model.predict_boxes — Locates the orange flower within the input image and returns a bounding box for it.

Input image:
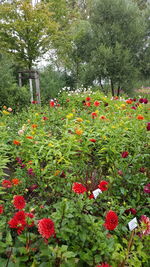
[137,115,144,120]
[13,140,21,146]
[26,136,33,139]
[75,129,83,135]
[126,99,132,104]
[32,124,38,128]
[12,178,20,186]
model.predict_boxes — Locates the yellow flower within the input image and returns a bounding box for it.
[48,143,54,147]
[66,113,73,119]
[2,110,9,115]
[76,118,83,122]
[35,113,39,116]
[31,131,35,135]
[111,126,116,129]
[121,104,126,110]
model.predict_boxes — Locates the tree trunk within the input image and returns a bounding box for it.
[117,85,121,96]
[110,79,115,96]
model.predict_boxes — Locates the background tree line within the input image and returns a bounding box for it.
[0,0,150,108]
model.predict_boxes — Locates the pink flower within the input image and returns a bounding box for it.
[140,215,150,236]
[144,184,150,194]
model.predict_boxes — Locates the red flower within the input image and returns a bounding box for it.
[137,114,144,120]
[2,180,12,188]
[104,210,118,231]
[89,193,94,199]
[98,180,108,191]
[125,208,137,215]
[13,195,26,210]
[143,98,148,104]
[13,140,21,145]
[72,182,87,194]
[50,101,55,107]
[91,112,98,119]
[0,205,4,214]
[86,97,91,101]
[89,138,96,143]
[147,122,150,131]
[8,211,26,235]
[139,98,144,103]
[121,151,129,158]
[42,116,48,120]
[97,263,112,267]
[38,218,55,239]
[94,100,100,107]
[86,102,91,107]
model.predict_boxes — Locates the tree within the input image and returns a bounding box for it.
[85,0,146,95]
[0,0,59,70]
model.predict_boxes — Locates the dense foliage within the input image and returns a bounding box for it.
[0,90,149,266]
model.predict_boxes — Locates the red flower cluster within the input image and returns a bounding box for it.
[140,215,150,236]
[72,182,87,194]
[8,211,34,235]
[2,180,12,188]
[38,218,55,239]
[98,181,108,191]
[0,205,4,214]
[121,151,129,158]
[104,210,118,231]
[13,195,26,210]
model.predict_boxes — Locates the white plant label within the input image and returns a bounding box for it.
[128,217,138,231]
[93,188,102,199]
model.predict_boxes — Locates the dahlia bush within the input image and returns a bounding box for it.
[0,90,149,266]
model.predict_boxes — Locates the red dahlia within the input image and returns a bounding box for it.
[0,205,4,214]
[98,180,108,191]
[121,151,129,158]
[94,100,100,107]
[38,218,55,239]
[104,210,118,231]
[13,195,26,210]
[8,211,26,235]
[72,182,87,194]
[2,180,12,188]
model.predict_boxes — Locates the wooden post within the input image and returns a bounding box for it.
[35,71,41,104]
[18,73,22,87]
[29,78,33,103]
